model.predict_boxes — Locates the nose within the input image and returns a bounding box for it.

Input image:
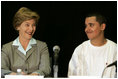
[85,26,89,32]
[29,25,34,31]
[85,25,92,33]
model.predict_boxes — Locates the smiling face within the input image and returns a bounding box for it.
[17,19,36,41]
[85,16,105,41]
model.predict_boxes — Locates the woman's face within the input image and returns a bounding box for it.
[17,19,36,40]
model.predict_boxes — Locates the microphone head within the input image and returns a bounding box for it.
[53,45,60,53]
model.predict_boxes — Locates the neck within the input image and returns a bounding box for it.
[19,37,30,50]
[90,37,107,46]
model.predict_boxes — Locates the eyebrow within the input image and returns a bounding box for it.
[25,22,35,24]
[88,23,94,24]
[85,22,94,25]
[25,22,30,24]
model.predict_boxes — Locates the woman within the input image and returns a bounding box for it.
[1,7,51,77]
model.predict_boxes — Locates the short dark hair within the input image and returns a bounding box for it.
[86,13,107,25]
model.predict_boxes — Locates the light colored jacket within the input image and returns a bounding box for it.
[1,40,51,77]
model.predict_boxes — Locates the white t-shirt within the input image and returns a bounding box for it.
[68,39,117,78]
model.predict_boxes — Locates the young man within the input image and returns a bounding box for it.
[68,13,117,78]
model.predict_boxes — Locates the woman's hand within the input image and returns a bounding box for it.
[9,72,27,75]
[9,72,17,75]
[28,73,39,76]
[21,72,27,75]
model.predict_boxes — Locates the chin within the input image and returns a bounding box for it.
[27,37,32,40]
[87,37,93,40]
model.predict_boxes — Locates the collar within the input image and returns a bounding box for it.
[12,37,37,46]
[12,37,37,55]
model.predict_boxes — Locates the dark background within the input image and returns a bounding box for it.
[1,1,117,77]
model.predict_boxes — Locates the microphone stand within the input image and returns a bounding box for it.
[53,51,59,78]
[101,65,117,78]
[115,66,117,78]
[101,67,107,78]
[53,64,58,78]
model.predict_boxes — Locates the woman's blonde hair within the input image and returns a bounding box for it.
[13,7,40,30]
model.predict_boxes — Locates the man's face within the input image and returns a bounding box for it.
[85,16,105,40]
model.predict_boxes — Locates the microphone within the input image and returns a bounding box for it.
[107,61,117,67]
[53,45,60,53]
[53,45,60,65]
[53,45,60,78]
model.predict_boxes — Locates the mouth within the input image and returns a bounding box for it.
[86,31,92,34]
[26,32,33,36]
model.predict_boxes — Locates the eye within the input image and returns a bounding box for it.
[89,23,94,27]
[25,24,30,27]
[32,24,36,27]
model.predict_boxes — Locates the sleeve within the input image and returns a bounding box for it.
[32,42,51,77]
[68,52,78,76]
[110,44,117,78]
[68,45,83,77]
[104,43,117,78]
[1,45,12,77]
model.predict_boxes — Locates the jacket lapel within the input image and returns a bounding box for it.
[26,44,37,59]
[13,46,26,60]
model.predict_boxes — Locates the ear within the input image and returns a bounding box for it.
[101,23,106,31]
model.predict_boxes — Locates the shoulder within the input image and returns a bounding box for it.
[107,39,117,46]
[36,40,47,45]
[35,40,49,53]
[73,40,89,55]
[107,39,117,52]
[36,40,48,47]
[2,41,14,54]
[75,40,89,51]
[106,39,117,51]
[2,41,13,48]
